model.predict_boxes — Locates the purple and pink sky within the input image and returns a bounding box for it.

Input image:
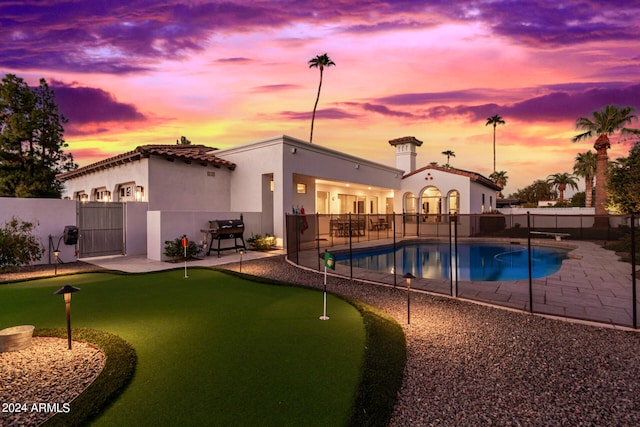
[2,0,640,194]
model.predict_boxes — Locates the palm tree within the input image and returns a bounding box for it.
[442,150,455,167]
[308,53,336,144]
[489,170,509,198]
[485,114,505,172]
[573,105,640,216]
[546,172,579,202]
[573,151,597,207]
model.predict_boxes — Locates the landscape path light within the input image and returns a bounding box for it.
[53,249,60,275]
[53,285,81,350]
[239,248,245,273]
[402,272,415,325]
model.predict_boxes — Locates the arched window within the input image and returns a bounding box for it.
[447,190,460,215]
[403,192,416,214]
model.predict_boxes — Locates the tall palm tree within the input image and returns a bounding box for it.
[441,150,455,167]
[546,172,579,202]
[573,105,640,216]
[308,53,335,144]
[489,170,509,198]
[573,151,597,208]
[485,114,505,173]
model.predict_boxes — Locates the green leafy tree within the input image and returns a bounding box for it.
[607,142,640,214]
[573,151,597,208]
[177,136,192,145]
[572,105,640,215]
[308,53,335,144]
[509,179,557,205]
[546,172,579,202]
[441,150,455,167]
[0,217,44,272]
[0,74,76,197]
[570,191,586,207]
[485,114,505,172]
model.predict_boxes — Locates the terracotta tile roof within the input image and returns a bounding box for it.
[403,164,502,191]
[57,144,236,180]
[388,136,423,146]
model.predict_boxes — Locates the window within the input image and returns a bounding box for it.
[316,191,329,214]
[117,183,136,201]
[404,192,416,214]
[448,190,460,215]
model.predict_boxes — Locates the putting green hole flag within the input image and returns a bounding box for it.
[324,251,335,270]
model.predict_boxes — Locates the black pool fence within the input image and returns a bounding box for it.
[285,212,638,328]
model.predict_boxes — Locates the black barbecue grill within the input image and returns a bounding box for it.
[201,218,246,257]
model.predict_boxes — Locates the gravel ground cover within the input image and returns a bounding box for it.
[0,337,106,427]
[235,256,640,426]
[0,262,104,283]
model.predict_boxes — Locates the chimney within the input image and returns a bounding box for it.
[389,136,423,174]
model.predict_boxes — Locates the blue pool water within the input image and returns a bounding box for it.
[335,242,570,281]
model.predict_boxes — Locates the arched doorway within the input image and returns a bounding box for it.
[420,187,442,222]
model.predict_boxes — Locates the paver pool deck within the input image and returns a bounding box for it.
[82,239,638,329]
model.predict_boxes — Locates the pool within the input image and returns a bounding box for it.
[335,241,570,281]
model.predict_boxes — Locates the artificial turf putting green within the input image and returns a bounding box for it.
[0,268,365,426]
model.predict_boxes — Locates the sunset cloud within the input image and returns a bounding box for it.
[2,1,640,193]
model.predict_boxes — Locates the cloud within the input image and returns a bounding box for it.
[50,81,147,134]
[482,84,640,122]
[357,102,418,118]
[460,1,640,47]
[342,19,437,34]
[0,1,288,73]
[2,1,638,74]
[377,89,500,105]
[278,107,361,121]
[252,84,301,93]
[370,83,640,123]
[216,57,254,63]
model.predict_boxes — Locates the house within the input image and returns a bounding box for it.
[389,136,501,216]
[57,134,499,260]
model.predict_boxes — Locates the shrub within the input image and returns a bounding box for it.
[246,234,276,251]
[0,216,44,272]
[164,235,200,259]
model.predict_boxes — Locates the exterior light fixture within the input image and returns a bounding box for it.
[53,250,60,275]
[402,272,415,325]
[53,285,81,350]
[239,248,245,273]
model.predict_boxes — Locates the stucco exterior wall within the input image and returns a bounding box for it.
[0,198,77,265]
[470,181,496,213]
[124,202,148,255]
[147,156,232,211]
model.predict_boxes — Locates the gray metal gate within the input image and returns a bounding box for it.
[77,202,125,258]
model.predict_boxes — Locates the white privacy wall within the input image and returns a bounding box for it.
[0,198,78,265]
